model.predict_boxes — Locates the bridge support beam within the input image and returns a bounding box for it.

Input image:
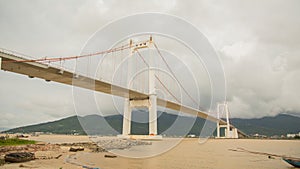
[121,97,158,137]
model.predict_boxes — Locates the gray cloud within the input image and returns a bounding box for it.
[0,0,299,128]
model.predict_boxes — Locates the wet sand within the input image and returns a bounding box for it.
[1,135,299,169]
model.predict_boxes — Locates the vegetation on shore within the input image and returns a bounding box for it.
[0,138,36,146]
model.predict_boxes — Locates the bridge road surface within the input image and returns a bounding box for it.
[0,50,246,137]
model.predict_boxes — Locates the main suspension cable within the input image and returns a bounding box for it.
[153,42,199,107]
[135,50,181,103]
[2,40,149,64]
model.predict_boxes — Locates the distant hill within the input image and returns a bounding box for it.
[4,116,85,135]
[0,128,9,132]
[3,112,208,136]
[3,113,300,137]
[231,114,300,136]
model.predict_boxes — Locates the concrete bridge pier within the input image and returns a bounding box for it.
[216,103,239,139]
[122,98,131,135]
[217,125,238,138]
[120,95,161,139]
[120,67,161,139]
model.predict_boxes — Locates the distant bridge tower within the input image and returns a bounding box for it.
[121,37,161,139]
[216,102,238,138]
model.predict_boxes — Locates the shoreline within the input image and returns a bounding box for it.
[0,135,299,169]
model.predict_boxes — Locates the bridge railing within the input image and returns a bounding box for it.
[0,47,77,75]
[0,47,37,61]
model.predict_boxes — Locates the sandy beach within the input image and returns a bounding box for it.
[1,135,299,169]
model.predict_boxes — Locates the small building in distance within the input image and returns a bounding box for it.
[187,134,196,138]
[252,133,267,138]
[287,132,300,138]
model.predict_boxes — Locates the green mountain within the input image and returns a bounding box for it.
[3,112,208,136]
[231,114,300,136]
[4,116,86,135]
[3,113,300,137]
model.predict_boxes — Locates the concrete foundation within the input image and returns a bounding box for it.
[117,134,162,140]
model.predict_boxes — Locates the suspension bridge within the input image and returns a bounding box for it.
[0,37,246,139]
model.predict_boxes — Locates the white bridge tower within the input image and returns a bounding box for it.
[121,37,161,139]
[216,102,239,139]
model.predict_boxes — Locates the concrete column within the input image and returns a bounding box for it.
[121,39,133,136]
[149,94,157,135]
[148,68,157,135]
[122,98,131,135]
[149,68,156,95]
[233,128,238,138]
[217,105,220,138]
[225,104,230,138]
[217,122,220,138]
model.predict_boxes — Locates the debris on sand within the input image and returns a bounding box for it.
[59,142,106,152]
[69,147,84,152]
[18,164,37,168]
[91,147,106,153]
[4,152,35,163]
[0,158,5,166]
[104,154,117,158]
[55,154,62,159]
[34,151,63,160]
[82,166,100,169]
[0,143,60,155]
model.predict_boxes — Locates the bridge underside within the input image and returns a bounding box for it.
[0,51,247,138]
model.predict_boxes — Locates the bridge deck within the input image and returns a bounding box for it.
[0,50,247,137]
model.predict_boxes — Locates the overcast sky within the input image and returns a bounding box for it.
[0,0,299,129]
